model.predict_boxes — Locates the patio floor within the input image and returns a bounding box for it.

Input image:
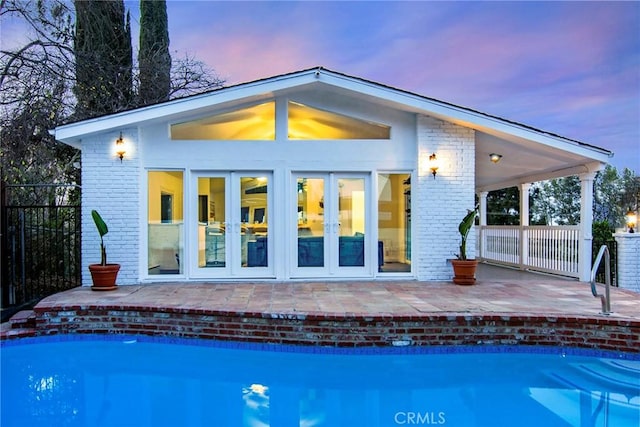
[2,264,639,351]
[30,273,640,320]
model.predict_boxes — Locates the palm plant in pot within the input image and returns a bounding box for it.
[88,210,120,291]
[451,206,479,285]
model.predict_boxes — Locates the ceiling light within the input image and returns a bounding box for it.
[489,153,502,164]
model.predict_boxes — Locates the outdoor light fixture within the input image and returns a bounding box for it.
[489,153,502,163]
[626,208,637,233]
[429,153,439,179]
[115,132,125,162]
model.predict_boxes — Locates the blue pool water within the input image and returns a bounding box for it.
[1,335,639,427]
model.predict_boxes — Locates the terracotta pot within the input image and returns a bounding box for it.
[451,259,478,285]
[88,264,120,291]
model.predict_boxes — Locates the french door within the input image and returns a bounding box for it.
[292,172,371,277]
[191,172,273,278]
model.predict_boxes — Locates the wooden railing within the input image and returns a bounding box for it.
[478,225,580,278]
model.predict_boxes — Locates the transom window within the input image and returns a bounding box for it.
[170,100,391,141]
[171,102,275,140]
[288,101,390,140]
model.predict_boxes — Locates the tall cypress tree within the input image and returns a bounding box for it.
[74,0,132,120]
[138,0,171,106]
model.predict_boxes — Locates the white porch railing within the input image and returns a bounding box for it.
[478,225,580,278]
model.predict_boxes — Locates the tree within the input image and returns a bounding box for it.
[486,186,520,225]
[1,0,224,193]
[138,0,171,106]
[74,0,132,119]
[1,0,80,201]
[594,164,623,227]
[168,52,224,99]
[531,176,581,225]
[620,168,640,218]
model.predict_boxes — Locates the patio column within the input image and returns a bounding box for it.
[479,191,488,259]
[519,183,531,270]
[578,172,597,281]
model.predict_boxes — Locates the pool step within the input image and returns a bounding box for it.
[546,359,640,410]
[9,310,37,329]
[0,310,37,339]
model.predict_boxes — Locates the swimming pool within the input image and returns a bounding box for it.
[1,335,638,427]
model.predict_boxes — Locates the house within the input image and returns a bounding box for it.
[54,67,613,286]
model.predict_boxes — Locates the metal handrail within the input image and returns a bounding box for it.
[590,245,612,315]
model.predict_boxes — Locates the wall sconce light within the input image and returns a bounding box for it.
[115,132,125,162]
[626,208,637,233]
[489,153,502,163]
[429,153,439,179]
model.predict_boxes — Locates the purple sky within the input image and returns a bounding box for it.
[159,0,640,174]
[2,1,638,174]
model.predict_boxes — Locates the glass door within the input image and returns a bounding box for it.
[294,175,327,274]
[237,174,271,276]
[337,177,367,270]
[193,172,272,278]
[293,173,370,278]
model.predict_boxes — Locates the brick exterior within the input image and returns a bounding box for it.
[12,305,636,353]
[416,115,476,281]
[614,233,640,292]
[81,129,140,285]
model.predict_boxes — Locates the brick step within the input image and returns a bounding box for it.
[9,310,36,330]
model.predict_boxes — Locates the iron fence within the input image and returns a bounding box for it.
[1,183,81,321]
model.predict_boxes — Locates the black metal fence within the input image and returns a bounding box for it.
[1,183,81,321]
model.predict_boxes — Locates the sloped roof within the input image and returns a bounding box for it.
[55,66,613,190]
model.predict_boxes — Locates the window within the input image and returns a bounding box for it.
[148,171,184,275]
[170,100,391,141]
[170,102,275,140]
[288,101,390,140]
[377,173,411,273]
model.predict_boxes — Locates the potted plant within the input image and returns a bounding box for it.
[88,210,120,291]
[451,206,479,285]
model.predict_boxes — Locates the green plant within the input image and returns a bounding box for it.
[456,206,479,260]
[91,210,109,265]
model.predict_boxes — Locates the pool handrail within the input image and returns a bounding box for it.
[590,244,611,315]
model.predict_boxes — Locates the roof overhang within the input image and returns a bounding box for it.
[55,67,613,189]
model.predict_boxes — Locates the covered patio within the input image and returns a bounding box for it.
[472,122,612,280]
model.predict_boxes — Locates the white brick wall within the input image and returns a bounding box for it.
[78,117,477,284]
[415,115,476,281]
[81,129,140,286]
[614,233,640,293]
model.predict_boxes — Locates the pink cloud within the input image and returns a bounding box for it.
[161,0,638,172]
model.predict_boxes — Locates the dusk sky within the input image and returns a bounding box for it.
[160,0,639,174]
[3,1,639,173]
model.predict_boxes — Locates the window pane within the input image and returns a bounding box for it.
[241,176,268,267]
[198,178,226,268]
[148,171,184,275]
[288,101,391,140]
[297,177,325,267]
[377,174,411,272]
[338,178,365,267]
[171,102,275,140]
